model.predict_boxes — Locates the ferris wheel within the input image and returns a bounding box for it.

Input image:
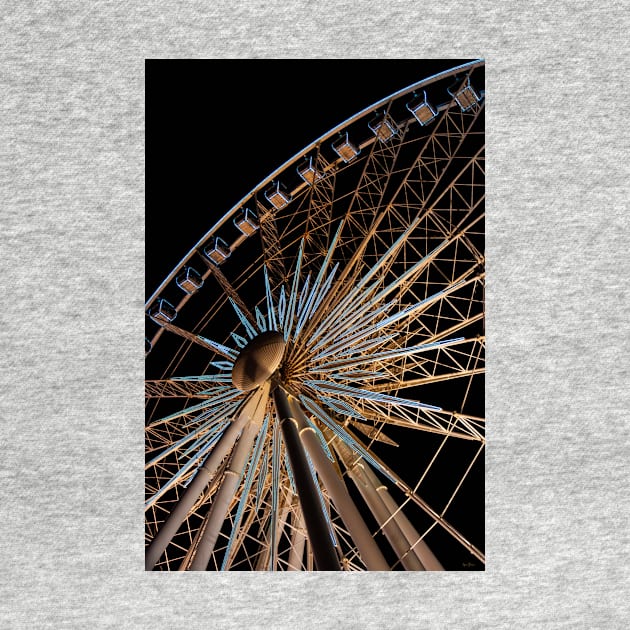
[145,60,485,571]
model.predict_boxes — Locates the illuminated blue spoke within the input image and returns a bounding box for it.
[255,306,267,333]
[146,435,194,470]
[334,334,395,358]
[306,379,442,411]
[309,262,340,319]
[367,239,450,306]
[299,394,397,485]
[182,399,241,428]
[312,312,396,358]
[313,220,344,292]
[231,332,248,349]
[178,417,231,460]
[373,281,470,332]
[211,360,234,371]
[146,410,230,470]
[229,298,258,340]
[284,239,304,342]
[296,260,342,345]
[308,265,380,345]
[277,285,286,330]
[256,448,269,512]
[172,375,231,382]
[372,301,426,330]
[315,337,467,372]
[367,336,467,361]
[317,216,422,333]
[295,273,311,321]
[264,266,278,331]
[305,451,338,547]
[294,262,339,340]
[173,374,233,384]
[198,387,232,396]
[164,378,232,398]
[220,415,269,570]
[196,336,238,360]
[320,396,369,421]
[270,416,282,569]
[326,369,387,382]
[148,388,244,427]
[310,240,450,348]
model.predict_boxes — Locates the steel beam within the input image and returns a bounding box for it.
[289,395,390,571]
[332,437,425,570]
[189,383,270,570]
[273,387,341,571]
[287,506,306,571]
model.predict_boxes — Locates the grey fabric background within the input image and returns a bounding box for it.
[1,1,628,628]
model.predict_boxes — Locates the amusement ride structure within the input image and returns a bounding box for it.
[145,60,485,571]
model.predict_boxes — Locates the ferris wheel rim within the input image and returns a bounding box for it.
[145,59,484,311]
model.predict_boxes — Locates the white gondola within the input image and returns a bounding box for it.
[264,181,291,209]
[297,156,323,185]
[233,208,259,236]
[447,77,481,112]
[176,266,203,294]
[368,113,398,143]
[406,91,437,126]
[332,132,360,163]
[203,236,231,265]
[149,298,177,324]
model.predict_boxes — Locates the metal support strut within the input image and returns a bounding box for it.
[189,383,270,570]
[273,386,341,571]
[289,395,390,571]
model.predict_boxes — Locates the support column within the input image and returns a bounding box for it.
[189,383,270,571]
[289,396,390,571]
[254,506,271,571]
[287,506,306,571]
[332,436,425,571]
[145,389,264,570]
[273,387,341,571]
[375,476,444,571]
[255,541,270,571]
[271,490,293,571]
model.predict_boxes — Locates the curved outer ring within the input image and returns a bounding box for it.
[146,60,484,313]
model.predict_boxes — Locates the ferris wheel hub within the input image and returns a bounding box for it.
[231,330,286,391]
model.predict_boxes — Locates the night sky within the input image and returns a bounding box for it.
[145,59,484,570]
[146,59,475,300]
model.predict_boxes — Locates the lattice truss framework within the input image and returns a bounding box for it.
[145,63,485,571]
